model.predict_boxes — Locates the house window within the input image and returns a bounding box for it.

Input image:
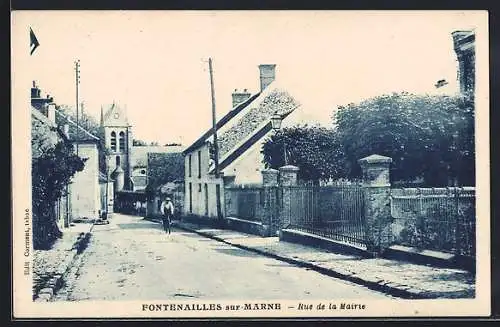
[119,131,125,152]
[116,155,121,167]
[140,169,146,175]
[198,183,202,192]
[198,150,202,178]
[188,155,192,177]
[204,183,209,216]
[189,183,193,213]
[110,131,117,151]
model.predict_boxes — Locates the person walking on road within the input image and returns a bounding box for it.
[160,197,174,234]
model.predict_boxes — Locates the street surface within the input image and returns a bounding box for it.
[55,213,392,301]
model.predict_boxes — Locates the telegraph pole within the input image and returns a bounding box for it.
[208,58,222,221]
[208,58,220,178]
[81,101,86,130]
[75,59,81,156]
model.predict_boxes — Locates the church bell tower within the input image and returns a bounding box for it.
[101,102,133,191]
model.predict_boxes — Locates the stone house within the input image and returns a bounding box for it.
[452,30,475,95]
[183,64,315,220]
[32,82,107,221]
[54,108,102,221]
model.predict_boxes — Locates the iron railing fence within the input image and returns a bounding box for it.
[286,184,367,248]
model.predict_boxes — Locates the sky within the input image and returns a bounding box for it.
[16,10,484,146]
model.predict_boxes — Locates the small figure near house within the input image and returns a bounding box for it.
[160,197,174,234]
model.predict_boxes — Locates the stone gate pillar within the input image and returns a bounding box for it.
[222,174,236,218]
[358,154,393,256]
[279,165,299,232]
[262,169,279,236]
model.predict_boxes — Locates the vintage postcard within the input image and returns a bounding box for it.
[11,10,490,319]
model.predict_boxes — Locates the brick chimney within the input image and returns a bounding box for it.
[31,81,41,99]
[231,88,251,108]
[259,64,276,92]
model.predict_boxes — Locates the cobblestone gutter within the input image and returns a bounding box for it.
[33,223,94,302]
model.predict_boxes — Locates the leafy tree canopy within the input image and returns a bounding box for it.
[133,139,148,146]
[333,92,474,186]
[31,120,85,248]
[145,153,185,196]
[262,125,347,182]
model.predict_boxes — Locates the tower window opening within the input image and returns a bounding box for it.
[119,131,125,152]
[110,131,117,152]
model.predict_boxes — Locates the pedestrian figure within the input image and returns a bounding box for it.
[160,197,174,234]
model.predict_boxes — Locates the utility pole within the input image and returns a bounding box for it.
[74,59,81,156]
[80,101,86,130]
[208,58,219,178]
[208,58,223,221]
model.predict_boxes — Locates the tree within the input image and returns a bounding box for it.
[145,153,185,197]
[333,92,475,186]
[262,125,347,182]
[32,137,85,249]
[133,139,148,146]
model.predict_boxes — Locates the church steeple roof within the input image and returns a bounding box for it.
[102,102,130,127]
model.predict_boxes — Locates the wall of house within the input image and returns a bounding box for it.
[100,181,114,214]
[221,138,267,185]
[71,143,101,219]
[219,106,304,185]
[132,167,147,177]
[184,143,225,218]
[54,193,70,230]
[131,167,147,191]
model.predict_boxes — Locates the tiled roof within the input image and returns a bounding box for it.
[32,105,57,128]
[131,145,184,168]
[31,106,64,159]
[214,108,295,173]
[102,103,130,126]
[182,93,260,155]
[54,108,100,142]
[216,89,298,158]
[185,86,300,156]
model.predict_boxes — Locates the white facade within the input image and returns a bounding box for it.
[184,143,225,218]
[71,142,101,219]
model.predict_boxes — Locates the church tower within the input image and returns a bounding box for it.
[101,102,133,191]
